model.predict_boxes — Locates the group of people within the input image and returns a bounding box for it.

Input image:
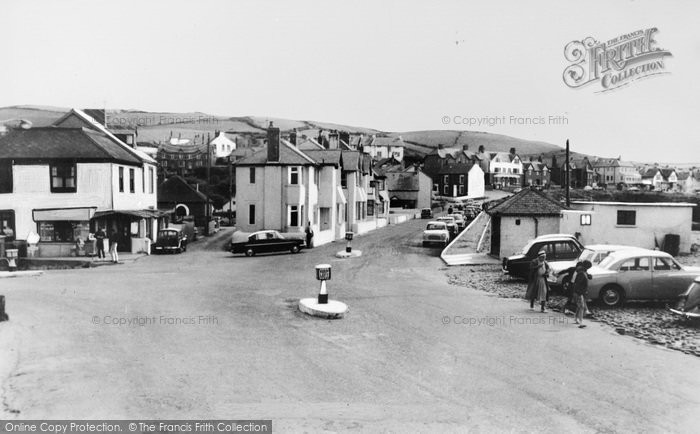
[91,227,120,263]
[525,250,592,328]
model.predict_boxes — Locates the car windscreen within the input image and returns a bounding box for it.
[426,224,444,230]
[158,231,178,239]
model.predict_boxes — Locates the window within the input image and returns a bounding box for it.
[617,210,636,226]
[341,172,348,188]
[129,168,135,193]
[289,205,300,227]
[367,200,375,216]
[289,167,299,185]
[37,221,89,242]
[337,204,343,224]
[433,184,438,192]
[118,167,124,192]
[459,185,464,195]
[459,175,465,184]
[149,167,154,194]
[50,163,77,193]
[443,184,449,195]
[654,257,681,271]
[249,167,256,184]
[142,168,145,193]
[619,257,649,271]
[580,214,592,225]
[443,175,449,184]
[553,241,580,260]
[314,167,320,186]
[0,161,12,193]
[248,204,255,225]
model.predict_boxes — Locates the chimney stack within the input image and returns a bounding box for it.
[509,147,516,155]
[339,131,350,146]
[328,130,340,149]
[438,144,445,150]
[478,145,484,153]
[267,121,280,162]
[289,128,297,146]
[462,144,469,151]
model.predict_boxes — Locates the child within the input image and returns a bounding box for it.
[572,260,592,328]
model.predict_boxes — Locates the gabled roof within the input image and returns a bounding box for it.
[387,172,419,191]
[676,172,690,181]
[640,168,660,178]
[487,188,567,216]
[0,127,143,165]
[157,175,208,203]
[296,138,325,151]
[436,162,477,174]
[341,150,360,171]
[303,149,342,167]
[369,136,405,148]
[234,139,316,166]
[489,151,520,163]
[53,109,156,164]
[523,161,548,171]
[660,168,677,180]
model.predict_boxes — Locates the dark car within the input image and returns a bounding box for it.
[153,228,188,254]
[502,234,583,280]
[230,230,305,257]
[421,208,433,219]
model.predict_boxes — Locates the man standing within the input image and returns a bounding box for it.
[525,250,551,312]
[95,227,106,260]
[305,221,314,249]
[108,229,119,263]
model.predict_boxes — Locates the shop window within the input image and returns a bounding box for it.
[37,221,89,242]
[50,163,76,193]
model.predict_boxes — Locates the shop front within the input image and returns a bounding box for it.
[92,209,168,254]
[32,207,97,257]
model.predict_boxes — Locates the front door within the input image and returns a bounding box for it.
[490,216,500,256]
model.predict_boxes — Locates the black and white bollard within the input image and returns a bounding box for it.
[0,295,8,322]
[315,264,331,304]
[345,231,354,253]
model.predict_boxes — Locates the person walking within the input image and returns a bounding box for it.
[572,260,592,328]
[525,250,551,312]
[108,229,119,263]
[95,227,106,260]
[305,221,314,249]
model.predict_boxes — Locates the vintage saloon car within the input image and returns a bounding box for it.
[436,216,459,239]
[502,234,583,280]
[587,249,700,307]
[230,230,305,257]
[547,244,636,289]
[153,227,188,254]
[422,221,450,247]
[669,276,700,319]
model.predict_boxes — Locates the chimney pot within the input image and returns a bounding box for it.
[267,123,280,162]
[438,144,444,150]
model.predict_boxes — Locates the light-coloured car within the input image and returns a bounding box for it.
[423,221,450,247]
[587,250,700,307]
[448,213,466,231]
[547,244,641,288]
[669,276,700,319]
[436,216,458,238]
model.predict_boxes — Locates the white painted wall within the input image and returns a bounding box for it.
[497,216,561,257]
[562,202,694,253]
[467,165,485,198]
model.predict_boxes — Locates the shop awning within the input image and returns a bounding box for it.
[336,186,347,204]
[93,209,168,219]
[379,191,391,202]
[33,207,96,222]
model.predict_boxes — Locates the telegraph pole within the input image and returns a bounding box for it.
[565,139,570,207]
[228,154,233,224]
[205,132,211,236]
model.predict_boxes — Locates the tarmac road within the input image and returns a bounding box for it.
[1,218,699,432]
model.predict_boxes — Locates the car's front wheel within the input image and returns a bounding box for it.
[245,248,255,257]
[290,245,300,254]
[599,284,624,308]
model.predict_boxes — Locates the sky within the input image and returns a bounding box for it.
[1,0,698,163]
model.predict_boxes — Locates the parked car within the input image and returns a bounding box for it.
[463,206,480,221]
[153,227,188,254]
[547,244,639,289]
[421,208,433,219]
[422,221,450,247]
[448,213,466,231]
[436,216,459,239]
[230,230,305,257]
[669,276,700,319]
[587,250,700,307]
[502,234,584,280]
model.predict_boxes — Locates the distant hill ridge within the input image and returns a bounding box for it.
[0,105,588,159]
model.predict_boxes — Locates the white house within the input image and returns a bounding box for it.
[210,130,236,159]
[560,201,695,254]
[362,135,405,162]
[488,150,523,188]
[0,109,161,257]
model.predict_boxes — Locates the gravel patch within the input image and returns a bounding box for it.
[446,264,700,357]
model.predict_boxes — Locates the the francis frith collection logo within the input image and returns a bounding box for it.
[563,28,672,92]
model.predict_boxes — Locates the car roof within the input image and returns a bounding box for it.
[161,227,181,232]
[426,221,447,226]
[582,244,642,251]
[533,233,577,241]
[605,248,672,260]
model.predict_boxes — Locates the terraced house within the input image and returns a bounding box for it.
[234,124,389,246]
[0,109,162,257]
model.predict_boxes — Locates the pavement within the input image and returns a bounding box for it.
[0,218,698,431]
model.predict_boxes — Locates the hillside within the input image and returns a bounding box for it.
[1,105,565,158]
